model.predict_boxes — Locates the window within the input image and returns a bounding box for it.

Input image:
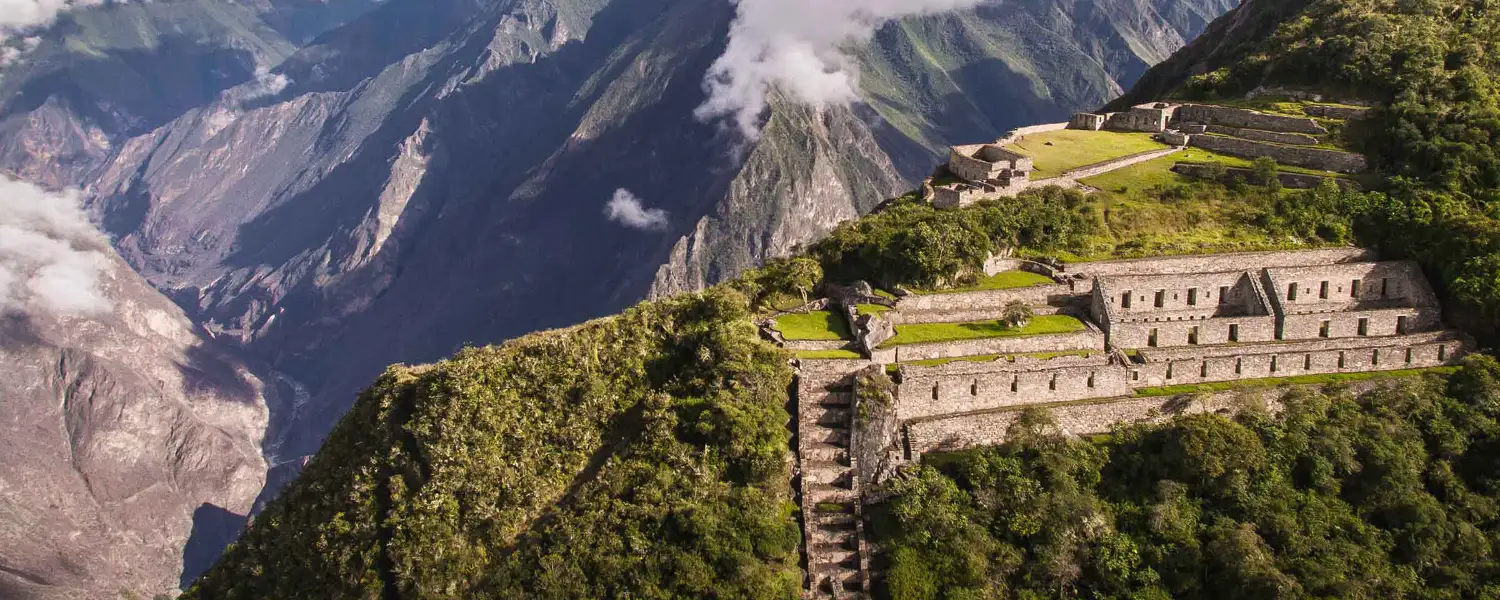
[1304,354,1312,370]
[1406,348,1414,364]
[1228,324,1240,342]
[1320,281,1329,299]
[1320,320,1331,338]
[1358,318,1369,336]
[1271,355,1279,373]
[1381,278,1389,296]
[1087,373,1096,388]
[1288,283,1298,301]
[1189,326,1199,345]
[1155,290,1165,308]
[1200,362,1208,378]
[1219,286,1230,304]
[1372,349,1380,366]
[1338,352,1346,368]
[970,380,978,396]
[1011,376,1018,392]
[1132,370,1140,381]
[1121,291,1132,308]
[1148,328,1159,347]
[1397,315,1409,334]
[932,384,939,400]
[1188,288,1198,306]
[1049,375,1057,391]
[1166,363,1174,379]
[1351,279,1362,298]
[1235,358,1242,374]
[1439,345,1448,361]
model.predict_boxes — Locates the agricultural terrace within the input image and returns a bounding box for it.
[880,315,1086,347]
[1004,130,1168,178]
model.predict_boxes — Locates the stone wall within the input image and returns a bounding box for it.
[877,326,1107,364]
[1128,332,1467,387]
[948,147,1004,182]
[1069,113,1105,130]
[1262,261,1438,313]
[1188,134,1367,173]
[1280,308,1440,341]
[1205,124,1319,145]
[1171,164,1359,190]
[1066,248,1375,278]
[1095,271,1269,318]
[1176,104,1328,135]
[1109,315,1279,350]
[896,356,1131,420]
[1304,105,1373,120]
[897,283,1076,312]
[853,368,904,487]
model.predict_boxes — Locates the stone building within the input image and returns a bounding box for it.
[1263,261,1440,340]
[1069,112,1105,130]
[1091,270,1277,349]
[1104,102,1179,133]
[934,143,1037,208]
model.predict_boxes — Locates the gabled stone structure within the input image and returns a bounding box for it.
[1092,270,1277,349]
[936,144,1036,208]
[1263,261,1440,340]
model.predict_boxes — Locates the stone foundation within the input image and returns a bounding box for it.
[1188,134,1367,173]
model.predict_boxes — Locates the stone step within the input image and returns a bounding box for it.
[808,407,852,427]
[817,394,852,408]
[806,429,850,446]
[802,455,850,470]
[803,467,853,485]
[803,483,858,505]
[801,443,848,462]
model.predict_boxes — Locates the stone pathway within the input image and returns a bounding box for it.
[797,362,867,599]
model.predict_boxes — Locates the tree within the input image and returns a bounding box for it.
[1251,157,1280,189]
[1001,300,1034,328]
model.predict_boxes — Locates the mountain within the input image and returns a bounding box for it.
[0,179,272,600]
[2,0,1233,467]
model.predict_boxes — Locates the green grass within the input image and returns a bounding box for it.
[873,289,898,301]
[880,315,1086,347]
[795,349,864,360]
[772,310,852,341]
[911,270,1054,295]
[1134,367,1460,397]
[856,304,892,316]
[1004,130,1169,178]
[902,349,1095,367]
[1079,148,1344,193]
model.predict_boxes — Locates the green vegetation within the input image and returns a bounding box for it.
[880,356,1500,599]
[1080,147,1347,193]
[855,304,891,316]
[184,289,801,599]
[911,270,1053,294]
[880,315,1085,347]
[795,348,864,360]
[1135,366,1461,397]
[771,310,851,341]
[903,349,1094,368]
[1004,130,1169,178]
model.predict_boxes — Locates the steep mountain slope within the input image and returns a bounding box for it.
[0,185,272,600]
[0,0,384,187]
[61,0,1232,465]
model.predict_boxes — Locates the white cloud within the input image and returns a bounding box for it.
[237,66,291,103]
[604,189,669,231]
[696,0,986,138]
[0,0,125,44]
[0,176,112,316]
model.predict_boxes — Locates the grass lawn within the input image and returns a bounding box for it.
[873,288,898,300]
[856,304,892,316]
[912,270,1054,295]
[903,349,1095,367]
[1004,130,1169,178]
[773,310,852,341]
[1134,367,1460,397]
[795,348,864,360]
[1079,148,1344,193]
[880,315,1086,347]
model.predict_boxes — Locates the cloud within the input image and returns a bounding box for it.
[0,0,126,43]
[0,176,112,316]
[695,0,985,138]
[235,66,291,103]
[604,189,669,231]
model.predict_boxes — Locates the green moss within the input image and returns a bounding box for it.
[1004,130,1170,178]
[1134,367,1460,397]
[873,288,899,300]
[772,310,852,341]
[880,315,1086,347]
[856,304,892,316]
[911,270,1054,295]
[795,348,864,360]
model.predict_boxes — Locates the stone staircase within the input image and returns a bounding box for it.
[797,366,868,599]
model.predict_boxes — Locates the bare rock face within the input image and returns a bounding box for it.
[0,250,270,600]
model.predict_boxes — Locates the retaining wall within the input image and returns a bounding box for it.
[897,357,1131,420]
[1176,104,1328,135]
[896,284,1076,312]
[1205,124,1319,145]
[1279,308,1440,341]
[1188,134,1367,173]
[1128,332,1466,387]
[1110,315,1279,349]
[880,327,1106,363]
[1066,248,1375,278]
[1304,105,1373,120]
[1171,164,1358,190]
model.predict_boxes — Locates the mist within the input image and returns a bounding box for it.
[695,0,985,138]
[0,176,112,316]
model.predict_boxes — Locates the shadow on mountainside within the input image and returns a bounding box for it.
[180,503,249,589]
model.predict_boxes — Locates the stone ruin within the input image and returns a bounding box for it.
[776,247,1471,598]
[933,143,1036,208]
